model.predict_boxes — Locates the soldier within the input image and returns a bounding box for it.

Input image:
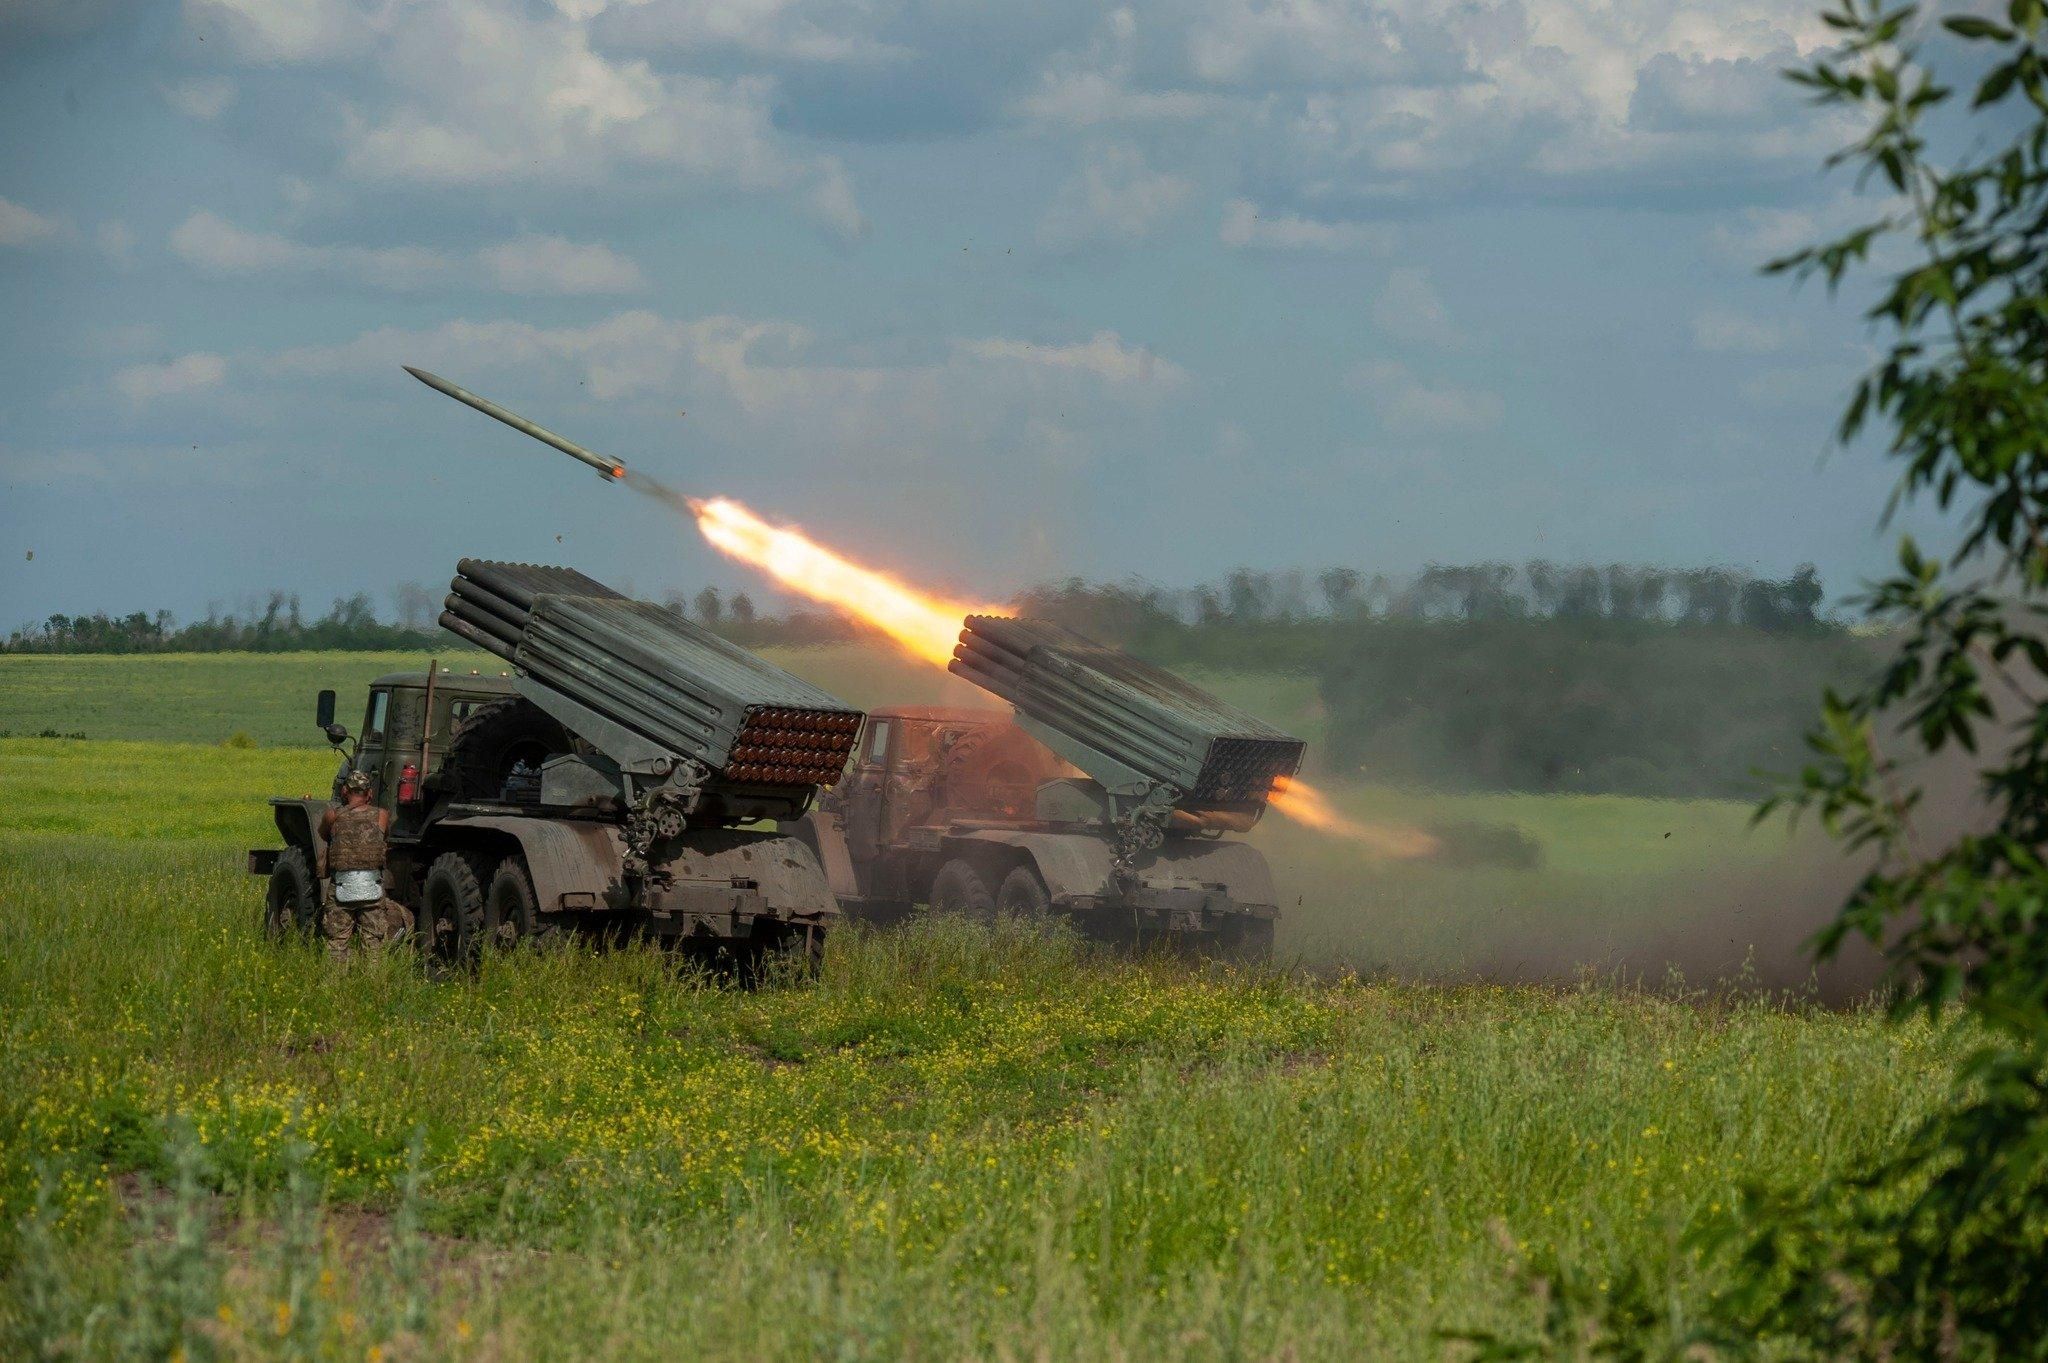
[319,772,401,954]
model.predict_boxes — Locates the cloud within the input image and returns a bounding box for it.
[160,76,236,120]
[0,195,59,247]
[258,310,1183,406]
[1349,358,1503,435]
[114,353,228,402]
[1218,199,1394,252]
[226,308,1186,519]
[476,235,647,294]
[1037,143,1193,248]
[1691,306,1798,354]
[186,0,376,62]
[1369,267,1461,348]
[958,331,1186,386]
[1006,1,1840,213]
[187,0,864,235]
[170,212,645,295]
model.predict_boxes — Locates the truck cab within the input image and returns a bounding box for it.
[336,667,522,829]
[794,706,1280,958]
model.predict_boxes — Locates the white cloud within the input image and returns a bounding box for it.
[477,235,646,294]
[187,0,863,235]
[170,212,646,295]
[0,195,59,247]
[1219,199,1394,252]
[581,0,910,64]
[1037,143,1192,248]
[1691,306,1798,354]
[114,353,228,402]
[958,331,1185,387]
[1369,267,1461,348]
[1350,358,1502,434]
[1014,12,1216,129]
[185,0,376,62]
[1010,1,1841,209]
[160,76,236,120]
[171,211,450,288]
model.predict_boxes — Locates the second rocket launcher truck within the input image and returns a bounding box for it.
[790,615,1307,958]
[251,559,863,972]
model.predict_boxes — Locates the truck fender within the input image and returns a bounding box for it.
[942,829,1117,901]
[433,818,840,920]
[660,829,840,920]
[785,811,861,900]
[434,815,627,913]
[945,830,1279,910]
[1137,839,1278,910]
[270,798,329,867]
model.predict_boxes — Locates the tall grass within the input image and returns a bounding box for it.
[1,789,1950,1357]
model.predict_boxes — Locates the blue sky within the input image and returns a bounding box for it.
[0,0,1938,628]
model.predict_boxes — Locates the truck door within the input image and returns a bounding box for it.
[356,687,391,805]
[841,717,893,863]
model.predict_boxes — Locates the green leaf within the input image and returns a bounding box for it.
[1976,61,2022,106]
[1945,16,2014,39]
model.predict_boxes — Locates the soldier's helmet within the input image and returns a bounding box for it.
[341,771,374,796]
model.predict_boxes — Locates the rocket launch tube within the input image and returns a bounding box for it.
[404,366,627,480]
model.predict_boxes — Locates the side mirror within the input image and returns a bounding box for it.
[324,724,351,747]
[315,689,337,729]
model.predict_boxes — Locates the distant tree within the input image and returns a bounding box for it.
[1678,567,1739,624]
[1555,566,1604,619]
[1223,568,1272,622]
[1525,560,1561,616]
[693,587,724,625]
[730,592,757,625]
[390,581,435,631]
[1318,567,1363,616]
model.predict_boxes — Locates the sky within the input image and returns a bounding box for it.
[0,0,1950,629]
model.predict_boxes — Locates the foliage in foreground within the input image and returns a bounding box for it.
[1469,5,2048,1357]
[0,822,1945,1359]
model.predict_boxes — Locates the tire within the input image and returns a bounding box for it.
[419,850,493,964]
[440,698,570,804]
[265,847,318,942]
[996,863,1052,919]
[1213,916,1276,964]
[484,857,561,949]
[929,859,995,919]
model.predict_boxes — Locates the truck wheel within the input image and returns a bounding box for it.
[996,864,1051,919]
[485,857,560,949]
[265,847,318,942]
[929,859,994,919]
[420,851,492,963]
[441,698,570,803]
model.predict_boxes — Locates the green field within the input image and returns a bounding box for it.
[0,648,1327,751]
[0,655,1916,1357]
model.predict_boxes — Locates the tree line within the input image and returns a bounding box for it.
[2,561,1838,655]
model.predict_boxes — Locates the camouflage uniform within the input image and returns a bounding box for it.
[324,779,409,954]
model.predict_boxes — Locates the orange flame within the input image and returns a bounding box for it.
[1268,775,1439,858]
[691,495,1002,667]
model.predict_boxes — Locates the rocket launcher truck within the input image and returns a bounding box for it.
[789,615,1307,957]
[250,559,863,970]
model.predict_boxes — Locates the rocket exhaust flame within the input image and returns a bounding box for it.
[1267,775,1440,858]
[688,495,1003,668]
